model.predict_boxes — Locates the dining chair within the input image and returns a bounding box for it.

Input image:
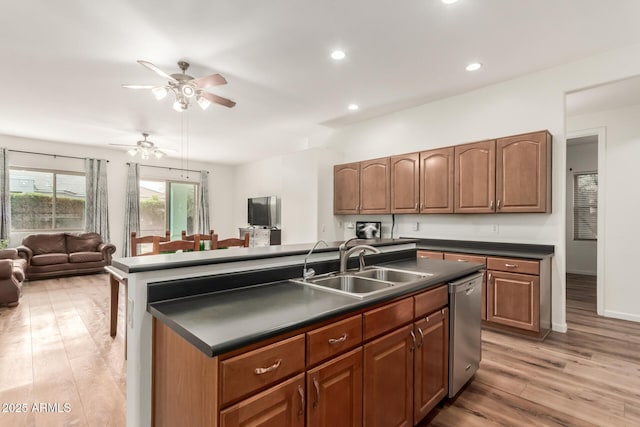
[211,232,250,249]
[130,231,170,256]
[152,236,201,254]
[181,230,215,249]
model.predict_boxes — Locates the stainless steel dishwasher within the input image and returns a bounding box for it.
[448,272,483,397]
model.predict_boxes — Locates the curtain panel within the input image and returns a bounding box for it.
[0,148,10,240]
[84,158,110,241]
[197,170,210,234]
[123,163,140,257]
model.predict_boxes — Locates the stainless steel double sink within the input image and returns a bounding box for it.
[290,266,434,299]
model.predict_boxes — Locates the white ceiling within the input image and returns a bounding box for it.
[2,0,640,165]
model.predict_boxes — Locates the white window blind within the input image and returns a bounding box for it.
[573,172,598,240]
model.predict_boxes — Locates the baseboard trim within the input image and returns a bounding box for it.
[552,322,568,333]
[566,269,597,276]
[603,310,640,323]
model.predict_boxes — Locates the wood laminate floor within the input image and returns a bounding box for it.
[0,273,638,426]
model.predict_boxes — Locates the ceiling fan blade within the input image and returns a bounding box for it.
[192,73,227,88]
[108,143,137,147]
[157,147,178,153]
[122,84,155,89]
[137,60,178,82]
[201,91,236,108]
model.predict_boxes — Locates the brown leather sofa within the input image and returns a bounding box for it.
[17,232,116,280]
[0,248,27,306]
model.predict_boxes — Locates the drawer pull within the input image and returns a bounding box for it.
[457,259,468,262]
[313,377,320,408]
[505,263,518,268]
[254,359,282,375]
[416,327,424,348]
[298,384,305,416]
[328,333,348,345]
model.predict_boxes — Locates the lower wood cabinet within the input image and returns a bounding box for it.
[363,325,414,427]
[413,308,448,421]
[306,348,362,427]
[220,374,306,427]
[487,270,540,332]
[153,285,451,427]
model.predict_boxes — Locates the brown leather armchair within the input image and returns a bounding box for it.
[0,248,26,307]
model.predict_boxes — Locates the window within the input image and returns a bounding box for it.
[573,172,598,240]
[10,168,86,231]
[140,180,197,240]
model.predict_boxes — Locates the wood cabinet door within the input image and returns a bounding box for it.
[420,147,454,213]
[306,348,363,427]
[360,157,391,214]
[219,374,305,427]
[487,270,540,332]
[454,140,496,213]
[334,162,360,214]
[413,308,449,423]
[496,131,551,213]
[391,153,420,213]
[363,325,413,427]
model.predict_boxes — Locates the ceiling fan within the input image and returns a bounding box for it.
[123,60,236,111]
[109,133,176,160]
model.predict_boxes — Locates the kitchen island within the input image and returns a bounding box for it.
[113,239,482,427]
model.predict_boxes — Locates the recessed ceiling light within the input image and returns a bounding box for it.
[331,50,346,60]
[442,0,459,4]
[348,104,359,111]
[465,62,482,71]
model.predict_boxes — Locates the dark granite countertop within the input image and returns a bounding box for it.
[410,238,554,259]
[113,238,417,273]
[148,257,482,357]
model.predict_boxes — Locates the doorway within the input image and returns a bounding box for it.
[565,130,602,314]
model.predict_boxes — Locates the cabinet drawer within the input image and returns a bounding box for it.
[364,298,413,341]
[414,285,448,319]
[444,252,486,265]
[220,334,305,406]
[416,250,444,260]
[307,315,362,366]
[487,257,539,275]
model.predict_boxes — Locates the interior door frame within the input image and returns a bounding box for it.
[566,127,606,316]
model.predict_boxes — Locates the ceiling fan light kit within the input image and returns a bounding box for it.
[124,60,236,112]
[111,133,172,160]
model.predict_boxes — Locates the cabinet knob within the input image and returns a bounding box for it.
[497,199,502,209]
[490,200,494,209]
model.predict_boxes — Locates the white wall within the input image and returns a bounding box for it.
[565,141,598,275]
[0,134,235,257]
[232,146,343,244]
[567,103,640,322]
[233,41,640,332]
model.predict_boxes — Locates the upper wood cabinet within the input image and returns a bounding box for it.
[333,162,360,214]
[336,130,551,215]
[360,157,391,214]
[454,139,496,213]
[496,131,552,213]
[390,148,454,214]
[420,147,454,213]
[390,153,420,214]
[334,158,390,214]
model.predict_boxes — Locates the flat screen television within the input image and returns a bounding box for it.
[248,196,278,227]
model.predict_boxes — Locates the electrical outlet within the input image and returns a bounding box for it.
[491,224,499,234]
[321,224,326,232]
[412,222,420,231]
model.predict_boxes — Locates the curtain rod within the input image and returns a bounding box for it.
[8,149,109,162]
[128,163,208,174]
